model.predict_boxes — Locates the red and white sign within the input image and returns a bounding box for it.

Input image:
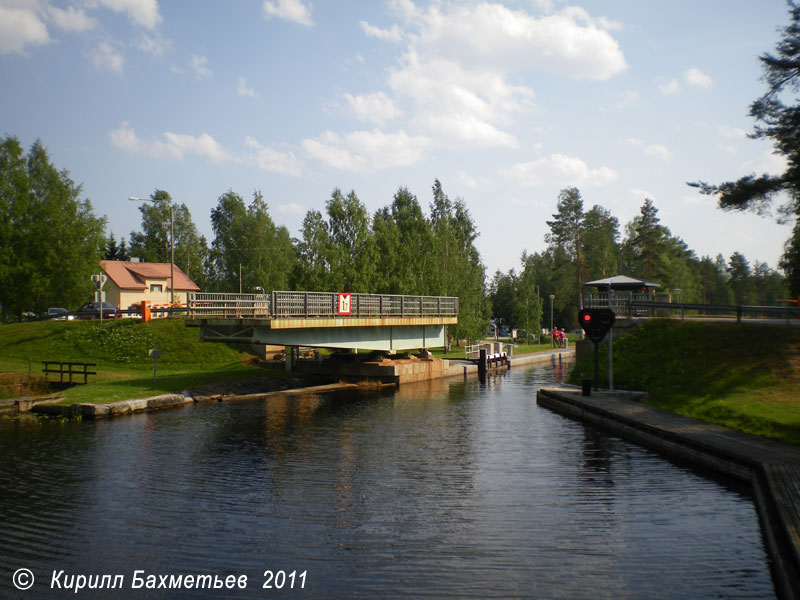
[337,293,352,315]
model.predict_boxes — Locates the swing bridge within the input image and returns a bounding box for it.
[186,290,459,354]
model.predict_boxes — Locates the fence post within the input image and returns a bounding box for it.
[737,305,742,324]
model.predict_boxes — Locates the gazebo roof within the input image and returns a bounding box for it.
[584,275,660,290]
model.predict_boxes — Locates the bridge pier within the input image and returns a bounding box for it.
[285,346,297,372]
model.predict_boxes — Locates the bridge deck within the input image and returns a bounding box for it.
[187,291,459,352]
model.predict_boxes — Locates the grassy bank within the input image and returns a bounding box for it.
[569,320,800,445]
[0,318,275,404]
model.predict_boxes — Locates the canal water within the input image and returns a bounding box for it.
[0,363,775,599]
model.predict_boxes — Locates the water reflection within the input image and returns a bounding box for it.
[0,363,776,599]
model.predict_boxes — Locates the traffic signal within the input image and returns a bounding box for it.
[578,308,616,343]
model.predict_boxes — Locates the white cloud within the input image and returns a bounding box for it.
[190,54,211,80]
[370,2,625,149]
[388,51,532,147]
[94,0,162,30]
[47,5,97,33]
[718,125,748,139]
[262,0,313,26]
[110,122,180,159]
[405,3,627,81]
[110,123,305,175]
[644,144,672,161]
[740,149,788,175]
[109,122,231,162]
[301,129,432,173]
[0,4,50,55]
[163,131,232,162]
[607,90,638,110]
[500,154,618,188]
[320,2,628,173]
[360,20,403,42]
[414,110,519,148]
[343,92,403,125]
[244,137,303,176]
[277,202,307,215]
[719,144,738,155]
[682,193,708,206]
[685,67,713,89]
[630,188,656,202]
[93,41,124,73]
[137,33,171,56]
[237,76,258,98]
[455,170,489,189]
[658,77,680,95]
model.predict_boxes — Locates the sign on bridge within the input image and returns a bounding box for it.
[337,293,352,315]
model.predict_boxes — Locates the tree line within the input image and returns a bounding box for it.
[0,135,789,340]
[0,139,490,340]
[489,188,788,334]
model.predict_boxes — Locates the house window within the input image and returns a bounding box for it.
[150,284,163,293]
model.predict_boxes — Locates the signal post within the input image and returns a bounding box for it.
[578,308,616,393]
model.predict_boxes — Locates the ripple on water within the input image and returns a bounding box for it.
[0,365,777,599]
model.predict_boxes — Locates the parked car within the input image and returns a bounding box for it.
[76,302,120,320]
[45,307,73,321]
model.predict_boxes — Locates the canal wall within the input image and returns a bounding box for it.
[536,386,800,600]
[288,347,575,384]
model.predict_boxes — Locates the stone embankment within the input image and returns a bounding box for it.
[15,375,346,418]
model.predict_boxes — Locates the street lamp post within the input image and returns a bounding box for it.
[129,196,175,309]
[549,294,555,347]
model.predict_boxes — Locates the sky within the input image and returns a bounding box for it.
[0,0,795,281]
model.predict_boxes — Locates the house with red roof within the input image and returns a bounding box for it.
[99,260,200,313]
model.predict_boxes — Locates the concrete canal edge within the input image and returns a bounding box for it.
[25,394,194,417]
[536,386,800,600]
[444,347,575,377]
[19,383,375,418]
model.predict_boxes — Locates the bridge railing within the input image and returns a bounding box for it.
[583,295,800,323]
[188,291,458,319]
[187,293,272,319]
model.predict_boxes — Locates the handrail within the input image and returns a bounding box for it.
[583,296,800,323]
[187,291,459,320]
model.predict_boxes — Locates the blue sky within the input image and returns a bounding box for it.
[1,0,793,279]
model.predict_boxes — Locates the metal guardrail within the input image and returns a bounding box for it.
[187,291,459,320]
[584,296,800,323]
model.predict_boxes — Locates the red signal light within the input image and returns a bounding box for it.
[582,314,591,322]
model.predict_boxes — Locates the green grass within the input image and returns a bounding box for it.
[569,320,800,444]
[0,320,572,407]
[0,318,269,404]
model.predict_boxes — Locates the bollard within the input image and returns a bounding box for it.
[582,378,592,396]
[142,300,152,322]
[478,348,487,381]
